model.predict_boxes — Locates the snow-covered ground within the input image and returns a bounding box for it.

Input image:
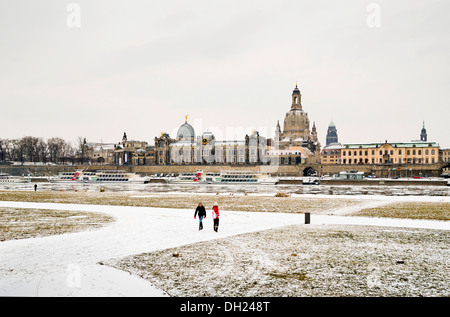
[0,194,448,297]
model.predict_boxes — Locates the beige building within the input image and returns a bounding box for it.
[340,141,440,165]
[267,146,312,165]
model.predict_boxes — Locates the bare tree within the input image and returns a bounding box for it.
[37,138,48,164]
[48,137,67,163]
[76,136,90,164]
[0,136,82,165]
[19,136,41,163]
[0,139,6,161]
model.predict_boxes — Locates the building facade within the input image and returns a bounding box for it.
[88,142,116,165]
[340,141,440,165]
[154,117,269,166]
[153,84,320,166]
[114,132,155,165]
[109,86,444,172]
[320,143,342,164]
[442,148,450,175]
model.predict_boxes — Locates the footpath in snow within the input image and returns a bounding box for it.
[0,196,448,297]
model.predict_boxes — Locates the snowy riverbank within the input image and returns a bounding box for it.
[0,194,448,296]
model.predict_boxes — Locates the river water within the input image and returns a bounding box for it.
[1,181,448,197]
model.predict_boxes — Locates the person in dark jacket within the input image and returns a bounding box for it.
[194,202,206,230]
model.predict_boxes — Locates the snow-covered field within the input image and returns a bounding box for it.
[0,192,449,297]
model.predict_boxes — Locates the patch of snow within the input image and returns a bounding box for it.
[0,197,448,297]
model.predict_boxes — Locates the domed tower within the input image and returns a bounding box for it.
[177,115,195,141]
[281,84,312,143]
[202,130,215,145]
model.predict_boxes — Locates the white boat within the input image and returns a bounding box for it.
[220,170,279,185]
[302,176,320,185]
[166,170,218,184]
[49,170,91,183]
[49,170,150,184]
[167,170,279,185]
[93,170,150,184]
[0,173,31,183]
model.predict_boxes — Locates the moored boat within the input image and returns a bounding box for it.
[0,173,31,183]
[302,176,320,185]
[49,170,150,184]
[167,170,279,185]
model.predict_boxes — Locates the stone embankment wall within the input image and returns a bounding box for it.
[0,162,445,179]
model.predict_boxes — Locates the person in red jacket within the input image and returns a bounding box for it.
[212,202,219,232]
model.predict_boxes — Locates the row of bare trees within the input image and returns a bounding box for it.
[0,136,88,165]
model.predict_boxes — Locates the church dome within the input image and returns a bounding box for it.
[177,121,195,141]
[202,131,214,141]
[283,109,309,132]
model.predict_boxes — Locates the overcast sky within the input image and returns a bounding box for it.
[1,0,449,148]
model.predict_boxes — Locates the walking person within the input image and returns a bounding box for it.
[212,202,219,232]
[194,202,206,230]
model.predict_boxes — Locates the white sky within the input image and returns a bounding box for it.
[0,0,449,148]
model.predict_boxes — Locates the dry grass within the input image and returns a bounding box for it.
[0,190,360,214]
[0,207,114,241]
[356,202,450,221]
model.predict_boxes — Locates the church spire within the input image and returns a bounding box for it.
[311,121,318,142]
[420,120,427,141]
[275,120,281,143]
[291,83,302,110]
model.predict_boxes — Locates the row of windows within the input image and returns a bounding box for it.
[342,149,436,156]
[169,150,266,156]
[221,179,258,183]
[341,157,435,164]
[223,175,257,179]
[97,174,126,177]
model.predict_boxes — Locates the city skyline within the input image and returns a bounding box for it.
[1,1,449,148]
